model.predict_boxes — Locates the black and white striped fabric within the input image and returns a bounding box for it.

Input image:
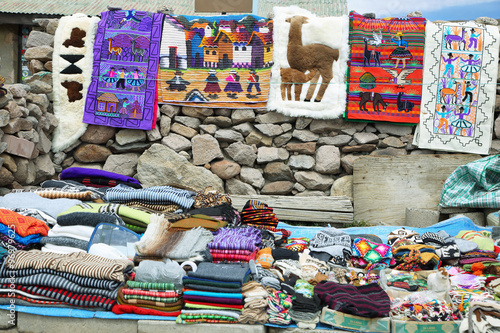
[0,274,118,299]
[0,262,121,290]
[104,185,195,209]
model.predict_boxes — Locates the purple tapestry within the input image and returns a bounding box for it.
[83,10,164,130]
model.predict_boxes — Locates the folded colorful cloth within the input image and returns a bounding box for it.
[0,223,42,245]
[112,304,181,316]
[0,192,82,219]
[183,300,243,311]
[5,207,57,226]
[456,230,495,252]
[121,289,178,298]
[315,281,390,318]
[0,233,32,250]
[117,287,183,310]
[0,208,49,237]
[126,281,176,291]
[60,167,142,188]
[351,237,395,271]
[182,276,242,289]
[104,185,195,209]
[183,295,243,305]
[183,290,243,299]
[171,217,227,231]
[10,188,99,202]
[208,226,261,252]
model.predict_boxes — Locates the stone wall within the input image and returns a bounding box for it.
[0,17,499,201]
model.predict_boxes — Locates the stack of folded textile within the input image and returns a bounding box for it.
[41,205,126,254]
[59,202,152,234]
[267,290,294,325]
[240,200,279,231]
[178,263,250,324]
[351,237,395,271]
[0,209,49,253]
[459,301,500,332]
[315,281,391,318]
[0,250,132,310]
[289,293,322,329]
[170,215,228,232]
[60,167,142,189]
[135,214,213,263]
[41,179,108,201]
[114,281,182,316]
[208,226,262,263]
[460,249,499,266]
[391,240,439,271]
[104,185,195,212]
[187,203,241,225]
[238,281,269,324]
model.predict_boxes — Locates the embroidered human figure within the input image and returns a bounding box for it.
[462,81,476,103]
[203,69,221,99]
[442,53,458,77]
[103,67,118,88]
[119,98,130,116]
[246,69,261,96]
[127,68,145,92]
[224,70,243,99]
[435,105,453,134]
[468,28,480,51]
[116,68,127,89]
[389,32,412,69]
[166,71,190,91]
[452,106,472,136]
[460,54,481,80]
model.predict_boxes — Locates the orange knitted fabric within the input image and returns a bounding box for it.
[0,209,49,237]
[471,262,485,276]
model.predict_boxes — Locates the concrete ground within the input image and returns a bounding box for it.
[0,310,351,333]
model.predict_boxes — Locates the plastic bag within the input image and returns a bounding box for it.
[135,259,186,290]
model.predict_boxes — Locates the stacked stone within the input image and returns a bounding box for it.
[0,84,58,190]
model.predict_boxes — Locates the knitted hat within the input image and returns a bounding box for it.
[349,234,382,245]
[435,241,461,261]
[387,228,422,246]
[309,228,352,258]
[421,232,446,248]
[255,247,274,269]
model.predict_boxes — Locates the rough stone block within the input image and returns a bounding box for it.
[405,208,440,228]
[138,320,266,333]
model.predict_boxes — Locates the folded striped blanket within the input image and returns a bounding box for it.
[5,250,133,282]
[11,188,98,201]
[122,288,178,298]
[104,185,195,209]
[123,294,179,303]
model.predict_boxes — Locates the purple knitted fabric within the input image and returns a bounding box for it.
[60,167,141,187]
[208,227,262,251]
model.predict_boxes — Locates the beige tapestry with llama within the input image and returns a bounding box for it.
[267,6,349,119]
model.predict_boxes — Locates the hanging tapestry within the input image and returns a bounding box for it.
[83,10,164,130]
[346,11,426,123]
[52,13,100,152]
[266,6,349,119]
[157,14,273,109]
[415,21,499,154]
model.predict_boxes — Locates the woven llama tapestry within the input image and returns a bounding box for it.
[346,11,426,124]
[52,13,100,152]
[266,6,349,119]
[415,21,499,154]
[83,10,164,130]
[157,14,273,109]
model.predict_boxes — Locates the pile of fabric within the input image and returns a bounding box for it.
[459,301,500,332]
[240,200,279,231]
[267,290,294,325]
[0,250,131,310]
[0,209,49,257]
[238,281,268,324]
[178,263,250,324]
[59,167,142,189]
[208,226,262,263]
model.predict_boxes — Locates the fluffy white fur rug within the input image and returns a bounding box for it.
[52,13,100,152]
[267,6,349,119]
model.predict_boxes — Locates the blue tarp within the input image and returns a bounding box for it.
[278,215,493,243]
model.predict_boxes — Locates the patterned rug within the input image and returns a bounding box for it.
[415,21,499,154]
[157,14,273,109]
[346,11,426,123]
[266,6,349,119]
[83,10,164,130]
[51,13,100,152]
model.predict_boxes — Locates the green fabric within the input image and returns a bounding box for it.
[440,155,500,208]
[456,230,494,251]
[123,294,179,303]
[125,224,146,233]
[126,281,176,290]
[463,261,500,272]
[59,203,151,226]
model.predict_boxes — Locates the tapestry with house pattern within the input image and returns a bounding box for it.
[157,14,273,108]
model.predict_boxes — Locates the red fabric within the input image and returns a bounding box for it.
[112,304,180,317]
[0,209,49,237]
